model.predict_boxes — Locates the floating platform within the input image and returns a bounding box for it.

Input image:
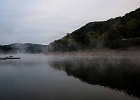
[0,56,20,60]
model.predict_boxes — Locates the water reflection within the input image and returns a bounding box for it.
[49,56,140,99]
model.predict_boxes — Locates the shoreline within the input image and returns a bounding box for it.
[47,48,140,57]
[0,47,140,57]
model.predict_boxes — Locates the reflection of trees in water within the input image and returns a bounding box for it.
[50,57,140,99]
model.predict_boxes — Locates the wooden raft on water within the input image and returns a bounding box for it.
[0,56,20,60]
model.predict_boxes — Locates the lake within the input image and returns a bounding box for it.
[0,54,140,100]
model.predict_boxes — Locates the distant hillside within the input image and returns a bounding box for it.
[0,43,47,53]
[48,7,140,52]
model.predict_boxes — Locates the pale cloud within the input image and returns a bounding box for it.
[0,0,139,45]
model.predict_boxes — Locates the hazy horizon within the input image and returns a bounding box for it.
[0,0,140,45]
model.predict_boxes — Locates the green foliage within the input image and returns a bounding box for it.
[48,37,78,52]
[0,46,12,53]
[0,43,47,53]
[103,28,123,48]
[48,7,140,52]
[85,32,99,48]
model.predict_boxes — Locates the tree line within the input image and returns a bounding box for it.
[48,7,140,52]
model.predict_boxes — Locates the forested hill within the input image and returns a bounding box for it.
[0,43,47,53]
[48,7,140,52]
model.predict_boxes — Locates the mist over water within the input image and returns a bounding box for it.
[0,54,140,100]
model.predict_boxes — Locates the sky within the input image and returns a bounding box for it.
[0,0,140,45]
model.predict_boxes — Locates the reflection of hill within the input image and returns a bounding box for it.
[50,57,140,98]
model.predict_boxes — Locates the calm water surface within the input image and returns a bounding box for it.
[0,54,140,100]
